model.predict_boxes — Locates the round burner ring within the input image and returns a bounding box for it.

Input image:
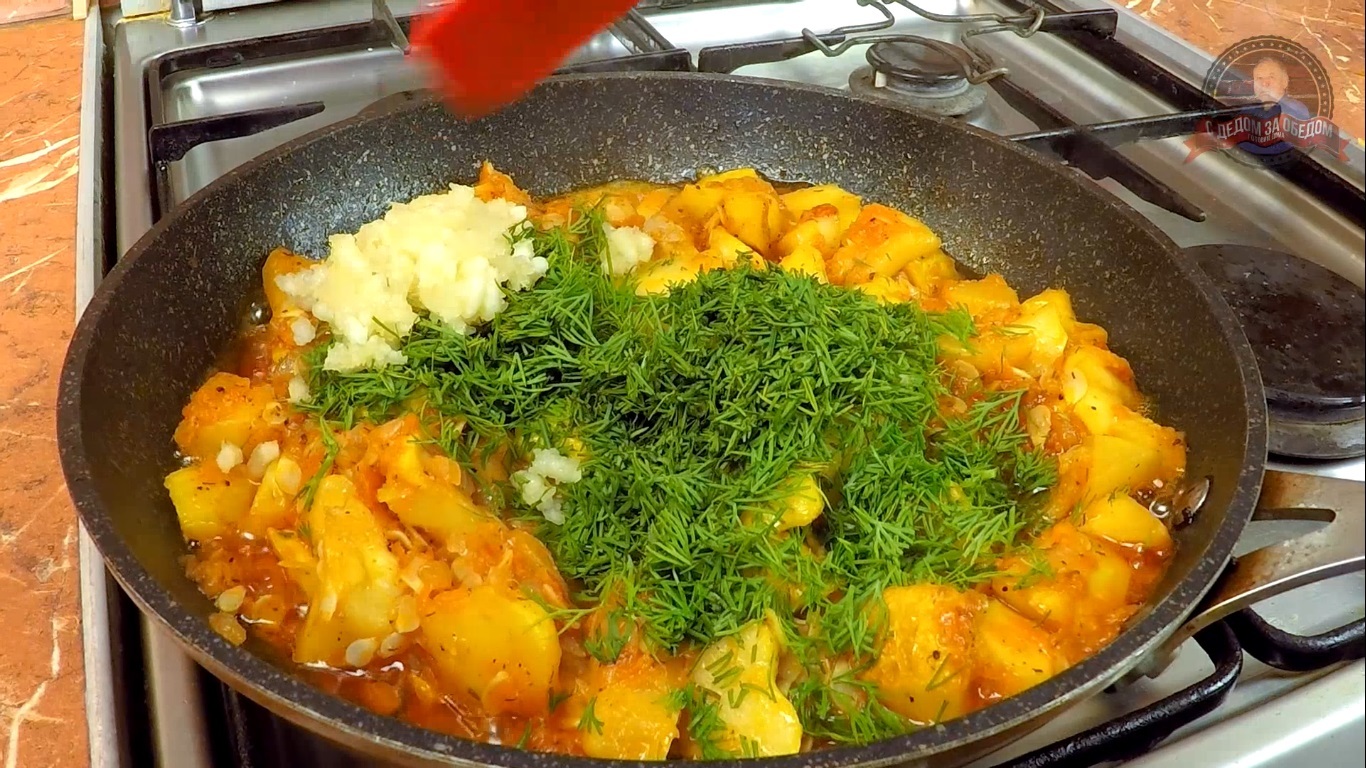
[867,39,971,89]
[850,39,990,119]
[1186,243,1365,460]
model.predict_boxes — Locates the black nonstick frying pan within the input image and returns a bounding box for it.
[57,73,1350,767]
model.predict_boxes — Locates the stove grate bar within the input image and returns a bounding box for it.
[1228,608,1366,673]
[997,81,1207,222]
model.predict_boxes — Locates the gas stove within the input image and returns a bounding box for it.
[74,1,1365,767]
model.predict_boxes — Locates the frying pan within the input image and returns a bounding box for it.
[57,72,1321,767]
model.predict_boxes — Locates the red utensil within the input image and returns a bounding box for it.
[410,0,646,118]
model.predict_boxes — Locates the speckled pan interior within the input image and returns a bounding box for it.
[58,73,1267,768]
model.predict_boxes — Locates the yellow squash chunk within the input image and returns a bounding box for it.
[636,187,677,221]
[1085,413,1184,501]
[376,440,487,543]
[267,528,318,597]
[693,620,802,757]
[1079,494,1173,551]
[774,208,843,260]
[973,600,1064,699]
[707,226,766,269]
[864,584,983,724]
[829,205,942,287]
[419,584,561,718]
[900,248,960,296]
[856,275,915,305]
[700,168,761,184]
[1063,346,1141,436]
[943,273,1020,318]
[164,464,256,541]
[775,474,824,531]
[949,328,1036,377]
[243,456,301,535]
[992,523,1131,633]
[1107,410,1186,484]
[718,189,788,258]
[583,668,680,760]
[1012,289,1076,375]
[777,245,828,283]
[173,372,277,461]
[635,256,705,295]
[779,184,862,235]
[663,183,728,227]
[990,565,1076,634]
[1041,445,1091,520]
[293,475,401,667]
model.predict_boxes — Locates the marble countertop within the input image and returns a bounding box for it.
[0,3,1359,767]
[0,15,88,768]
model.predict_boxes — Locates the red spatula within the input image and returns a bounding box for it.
[410,0,646,118]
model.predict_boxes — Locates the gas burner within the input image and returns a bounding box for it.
[1187,244,1366,460]
[849,40,995,127]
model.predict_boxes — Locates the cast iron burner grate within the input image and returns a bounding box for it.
[1186,244,1366,460]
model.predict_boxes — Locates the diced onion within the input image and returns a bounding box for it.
[395,595,420,634]
[345,637,378,668]
[215,585,247,613]
[246,440,280,480]
[275,457,302,495]
[1027,405,1053,447]
[287,376,310,404]
[290,316,317,346]
[317,591,338,621]
[380,633,405,658]
[216,442,243,473]
[209,612,247,646]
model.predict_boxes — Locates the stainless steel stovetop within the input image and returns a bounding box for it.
[74,1,1366,767]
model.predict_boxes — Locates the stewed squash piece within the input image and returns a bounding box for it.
[418,583,561,718]
[973,599,1066,700]
[865,584,983,723]
[1079,493,1172,551]
[165,464,256,541]
[292,475,401,667]
[583,654,681,760]
[828,204,942,286]
[1063,346,1142,436]
[779,184,862,235]
[173,372,277,461]
[692,620,802,756]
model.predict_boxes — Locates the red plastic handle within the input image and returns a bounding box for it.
[410,0,643,118]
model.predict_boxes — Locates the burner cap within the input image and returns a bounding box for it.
[851,40,989,121]
[1187,244,1365,460]
[866,40,967,90]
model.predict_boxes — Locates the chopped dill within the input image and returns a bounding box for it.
[582,608,633,664]
[577,697,605,735]
[300,207,1056,746]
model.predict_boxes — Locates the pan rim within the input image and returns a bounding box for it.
[57,70,1268,767]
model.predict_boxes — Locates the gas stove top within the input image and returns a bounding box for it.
[75,1,1365,766]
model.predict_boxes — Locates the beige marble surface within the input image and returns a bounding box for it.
[0,15,87,768]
